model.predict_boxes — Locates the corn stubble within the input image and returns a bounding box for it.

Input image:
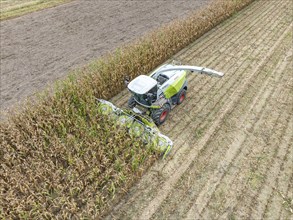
[0,0,254,218]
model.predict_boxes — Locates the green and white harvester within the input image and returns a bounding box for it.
[97,62,224,157]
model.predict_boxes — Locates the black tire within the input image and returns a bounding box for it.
[128,96,136,108]
[177,89,186,105]
[151,104,171,125]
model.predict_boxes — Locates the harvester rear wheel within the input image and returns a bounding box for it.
[177,89,186,105]
[151,104,170,125]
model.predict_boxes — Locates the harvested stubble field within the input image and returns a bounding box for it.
[108,0,293,219]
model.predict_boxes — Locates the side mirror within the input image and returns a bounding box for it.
[124,76,130,86]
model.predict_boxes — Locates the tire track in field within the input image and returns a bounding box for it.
[199,44,293,219]
[280,172,293,218]
[232,75,293,219]
[197,45,293,220]
[138,21,293,220]
[247,48,293,219]
[251,119,293,219]
[265,142,293,219]
[159,27,290,220]
[230,61,293,217]
[208,103,292,219]
[211,54,293,219]
[187,42,285,218]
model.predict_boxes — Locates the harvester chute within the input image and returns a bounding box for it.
[154,65,224,78]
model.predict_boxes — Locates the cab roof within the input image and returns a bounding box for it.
[128,75,157,95]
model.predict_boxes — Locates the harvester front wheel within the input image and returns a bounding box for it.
[177,89,186,105]
[128,96,136,108]
[151,104,170,125]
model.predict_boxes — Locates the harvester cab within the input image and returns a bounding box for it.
[126,63,224,125]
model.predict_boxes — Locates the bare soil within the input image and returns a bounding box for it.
[0,0,211,112]
[108,0,293,219]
